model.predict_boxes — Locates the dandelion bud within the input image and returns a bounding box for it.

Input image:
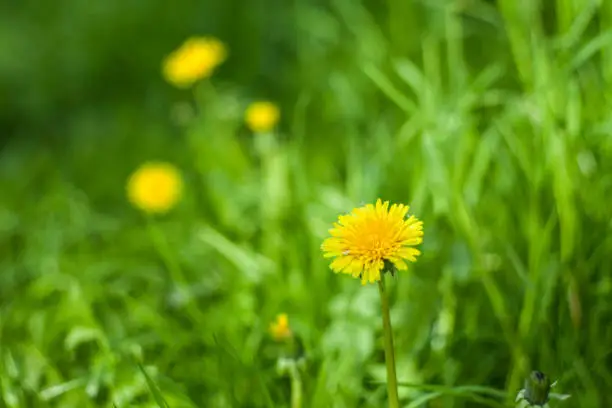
[523,371,551,406]
[269,314,293,342]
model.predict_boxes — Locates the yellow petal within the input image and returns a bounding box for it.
[330,256,354,272]
[397,247,421,262]
[388,256,408,270]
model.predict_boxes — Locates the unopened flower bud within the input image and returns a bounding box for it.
[523,371,551,406]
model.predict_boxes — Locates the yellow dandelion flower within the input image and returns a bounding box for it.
[321,199,424,285]
[245,101,280,133]
[269,313,292,341]
[126,162,183,214]
[162,36,227,88]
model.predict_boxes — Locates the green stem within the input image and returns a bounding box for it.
[146,218,204,324]
[288,361,303,408]
[378,275,400,408]
[193,78,218,107]
[146,218,187,287]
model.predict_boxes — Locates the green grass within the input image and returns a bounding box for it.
[2,0,612,407]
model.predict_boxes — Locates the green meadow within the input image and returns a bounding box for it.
[1,0,612,407]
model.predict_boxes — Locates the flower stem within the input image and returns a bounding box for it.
[146,218,204,324]
[146,218,187,287]
[378,275,400,408]
[288,361,303,408]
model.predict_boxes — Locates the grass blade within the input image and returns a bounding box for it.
[138,364,169,408]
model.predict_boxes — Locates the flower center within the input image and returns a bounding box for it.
[359,235,398,261]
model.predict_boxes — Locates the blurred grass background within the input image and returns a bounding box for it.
[2,0,612,407]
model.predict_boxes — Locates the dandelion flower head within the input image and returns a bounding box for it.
[127,162,183,214]
[321,199,423,285]
[162,36,226,88]
[245,101,280,133]
[269,313,292,341]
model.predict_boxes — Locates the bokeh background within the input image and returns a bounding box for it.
[2,0,612,407]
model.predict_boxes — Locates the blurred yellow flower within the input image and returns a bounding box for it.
[245,101,280,133]
[269,313,292,341]
[162,36,227,88]
[127,162,183,214]
[321,199,423,285]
